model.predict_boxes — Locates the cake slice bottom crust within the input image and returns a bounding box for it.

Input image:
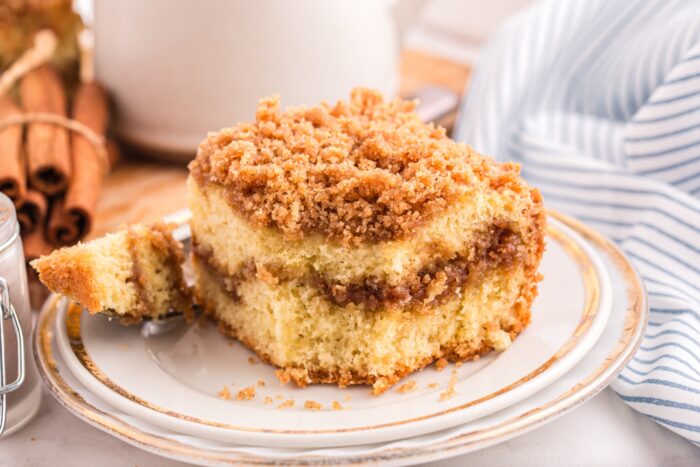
[194,256,540,394]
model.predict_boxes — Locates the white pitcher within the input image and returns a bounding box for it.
[94,0,423,160]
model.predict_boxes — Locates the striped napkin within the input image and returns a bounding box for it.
[454,0,700,445]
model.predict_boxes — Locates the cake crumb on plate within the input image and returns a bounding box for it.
[217,385,232,400]
[397,380,416,393]
[304,400,322,411]
[440,369,459,401]
[278,399,295,409]
[236,385,256,401]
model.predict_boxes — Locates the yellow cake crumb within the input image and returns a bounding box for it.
[397,380,416,393]
[440,370,459,401]
[304,400,322,411]
[236,385,256,401]
[275,369,290,384]
[332,400,343,411]
[435,358,449,371]
[278,399,295,409]
[217,385,232,400]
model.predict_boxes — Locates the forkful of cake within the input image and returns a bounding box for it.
[31,219,195,325]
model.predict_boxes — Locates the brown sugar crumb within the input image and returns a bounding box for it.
[248,356,258,365]
[236,385,256,401]
[264,396,273,404]
[217,385,232,400]
[396,380,417,393]
[274,369,290,384]
[278,399,295,409]
[427,383,439,389]
[440,370,459,401]
[304,400,322,411]
[332,400,343,411]
[257,379,266,387]
[191,88,508,245]
[435,358,449,371]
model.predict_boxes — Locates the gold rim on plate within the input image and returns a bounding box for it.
[33,210,647,465]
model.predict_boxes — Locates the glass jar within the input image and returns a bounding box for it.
[0,193,41,437]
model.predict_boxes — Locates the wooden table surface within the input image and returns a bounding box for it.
[89,50,471,238]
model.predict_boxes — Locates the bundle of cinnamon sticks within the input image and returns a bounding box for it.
[0,64,117,260]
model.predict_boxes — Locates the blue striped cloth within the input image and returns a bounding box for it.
[454,0,700,445]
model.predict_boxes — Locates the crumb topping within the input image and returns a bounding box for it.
[435,358,449,371]
[191,88,512,245]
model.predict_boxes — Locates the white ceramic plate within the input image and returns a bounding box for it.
[33,212,647,465]
[47,214,611,448]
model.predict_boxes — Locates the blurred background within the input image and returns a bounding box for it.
[2,0,533,263]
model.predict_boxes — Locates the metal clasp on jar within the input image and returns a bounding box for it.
[0,277,25,435]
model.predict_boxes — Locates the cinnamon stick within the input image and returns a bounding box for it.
[19,64,71,196]
[47,197,77,245]
[20,192,52,261]
[16,189,47,234]
[0,96,25,202]
[47,82,109,245]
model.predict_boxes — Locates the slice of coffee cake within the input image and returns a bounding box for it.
[188,88,546,393]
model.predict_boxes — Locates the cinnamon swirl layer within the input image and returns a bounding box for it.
[192,221,526,311]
